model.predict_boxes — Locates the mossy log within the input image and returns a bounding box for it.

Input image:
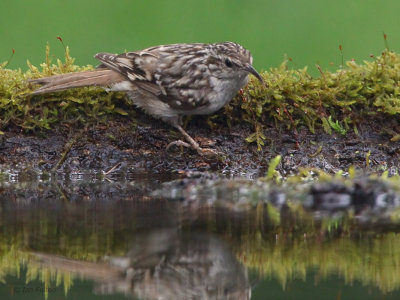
[0,46,399,176]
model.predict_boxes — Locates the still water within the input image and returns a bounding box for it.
[1,173,400,299]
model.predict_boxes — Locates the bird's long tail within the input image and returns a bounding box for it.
[29,68,124,95]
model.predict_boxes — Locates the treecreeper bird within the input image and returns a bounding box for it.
[30,42,263,155]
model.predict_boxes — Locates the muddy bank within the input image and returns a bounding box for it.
[1,48,400,179]
[1,113,399,178]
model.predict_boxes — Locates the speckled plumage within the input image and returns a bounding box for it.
[30,42,263,155]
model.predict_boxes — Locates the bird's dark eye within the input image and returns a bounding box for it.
[225,58,233,68]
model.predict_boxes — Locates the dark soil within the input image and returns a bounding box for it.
[1,113,399,178]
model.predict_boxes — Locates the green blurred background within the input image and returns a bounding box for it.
[1,0,399,75]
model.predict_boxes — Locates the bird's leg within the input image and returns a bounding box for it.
[168,123,200,150]
[165,117,218,156]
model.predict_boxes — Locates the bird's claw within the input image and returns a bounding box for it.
[166,140,220,156]
[166,140,192,151]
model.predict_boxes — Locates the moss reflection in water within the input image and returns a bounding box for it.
[238,227,400,293]
[233,204,400,294]
[1,197,400,297]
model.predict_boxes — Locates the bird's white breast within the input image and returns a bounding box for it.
[192,75,248,115]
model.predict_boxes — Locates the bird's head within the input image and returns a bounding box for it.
[210,42,263,85]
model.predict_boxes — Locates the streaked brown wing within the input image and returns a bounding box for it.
[95,44,211,111]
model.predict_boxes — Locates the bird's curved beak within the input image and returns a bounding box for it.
[244,64,264,84]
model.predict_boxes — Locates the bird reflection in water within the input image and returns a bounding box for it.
[33,229,250,299]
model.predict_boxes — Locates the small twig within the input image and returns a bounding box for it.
[54,180,70,202]
[309,145,323,158]
[57,36,67,53]
[339,44,344,69]
[52,135,78,172]
[383,32,389,51]
[3,49,15,68]
[103,162,122,176]
[283,108,299,148]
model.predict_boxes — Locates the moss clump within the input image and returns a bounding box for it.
[1,46,399,148]
[0,45,126,131]
[226,50,400,148]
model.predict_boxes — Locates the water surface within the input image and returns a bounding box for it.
[1,174,400,299]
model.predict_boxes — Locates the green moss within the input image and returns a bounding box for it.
[261,154,282,182]
[0,45,126,130]
[1,46,399,147]
[226,50,400,147]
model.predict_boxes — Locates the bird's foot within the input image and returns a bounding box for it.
[166,140,191,151]
[166,124,223,156]
[166,139,220,156]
